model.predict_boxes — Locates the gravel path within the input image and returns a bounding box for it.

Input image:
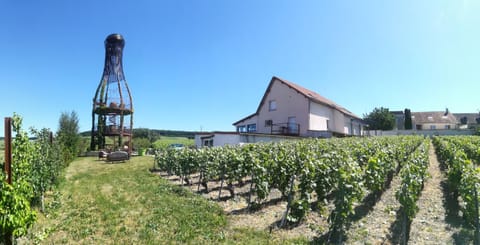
[409,141,463,244]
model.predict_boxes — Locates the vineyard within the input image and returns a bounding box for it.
[433,136,480,242]
[5,123,480,243]
[155,136,433,243]
[1,115,65,244]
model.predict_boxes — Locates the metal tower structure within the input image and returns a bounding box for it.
[91,33,133,153]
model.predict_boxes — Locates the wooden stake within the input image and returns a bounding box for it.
[4,118,13,245]
[475,187,479,245]
[4,117,12,185]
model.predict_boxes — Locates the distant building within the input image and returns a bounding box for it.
[412,109,457,130]
[453,113,480,129]
[233,76,366,137]
[194,76,367,148]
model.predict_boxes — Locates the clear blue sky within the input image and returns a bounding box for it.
[1,1,479,136]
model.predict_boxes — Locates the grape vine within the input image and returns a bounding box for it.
[155,135,425,239]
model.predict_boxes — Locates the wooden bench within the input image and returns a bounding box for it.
[106,151,129,162]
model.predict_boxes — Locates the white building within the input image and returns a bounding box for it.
[233,76,365,137]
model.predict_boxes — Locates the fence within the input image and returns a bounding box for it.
[367,129,474,137]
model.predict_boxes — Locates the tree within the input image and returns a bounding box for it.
[364,107,395,130]
[404,108,413,130]
[133,128,161,143]
[56,111,80,164]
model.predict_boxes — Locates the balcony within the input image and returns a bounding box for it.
[92,125,132,136]
[270,122,300,136]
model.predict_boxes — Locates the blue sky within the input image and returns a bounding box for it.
[1,1,479,135]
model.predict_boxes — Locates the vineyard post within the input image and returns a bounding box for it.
[3,117,13,245]
[49,131,53,144]
[401,212,407,245]
[218,164,225,200]
[4,117,12,185]
[247,172,254,206]
[474,186,479,245]
[197,171,202,192]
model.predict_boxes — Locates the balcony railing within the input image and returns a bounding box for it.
[270,123,300,136]
[92,125,132,135]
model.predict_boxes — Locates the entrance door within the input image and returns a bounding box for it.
[288,117,298,135]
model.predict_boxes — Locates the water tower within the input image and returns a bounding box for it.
[90,33,133,153]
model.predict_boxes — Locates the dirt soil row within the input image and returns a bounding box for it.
[154,141,474,244]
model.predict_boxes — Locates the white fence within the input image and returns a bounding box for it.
[367,129,474,137]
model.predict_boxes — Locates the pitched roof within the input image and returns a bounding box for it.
[232,113,257,126]
[453,113,480,124]
[412,111,457,124]
[233,76,362,126]
[258,76,361,119]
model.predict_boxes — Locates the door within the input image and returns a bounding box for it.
[288,117,298,135]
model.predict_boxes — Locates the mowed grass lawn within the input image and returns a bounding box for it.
[152,136,194,149]
[26,156,302,244]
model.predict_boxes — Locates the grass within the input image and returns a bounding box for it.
[152,136,194,149]
[27,156,225,244]
[24,156,306,244]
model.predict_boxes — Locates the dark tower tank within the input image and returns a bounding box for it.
[91,33,133,153]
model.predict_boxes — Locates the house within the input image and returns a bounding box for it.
[194,131,302,148]
[453,113,480,129]
[411,109,457,130]
[233,76,365,137]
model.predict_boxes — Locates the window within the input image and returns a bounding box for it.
[265,120,272,127]
[430,125,436,130]
[445,125,451,129]
[203,139,213,147]
[269,100,277,111]
[247,124,256,132]
[237,125,246,132]
[326,119,330,130]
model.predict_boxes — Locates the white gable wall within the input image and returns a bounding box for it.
[257,79,309,135]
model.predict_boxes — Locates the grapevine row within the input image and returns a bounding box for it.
[155,135,424,238]
[433,136,480,227]
[395,139,430,243]
[1,114,65,242]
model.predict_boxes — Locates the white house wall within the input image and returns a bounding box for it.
[195,133,241,148]
[309,101,333,131]
[257,79,309,135]
[417,123,456,130]
[213,134,241,146]
[333,109,346,134]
